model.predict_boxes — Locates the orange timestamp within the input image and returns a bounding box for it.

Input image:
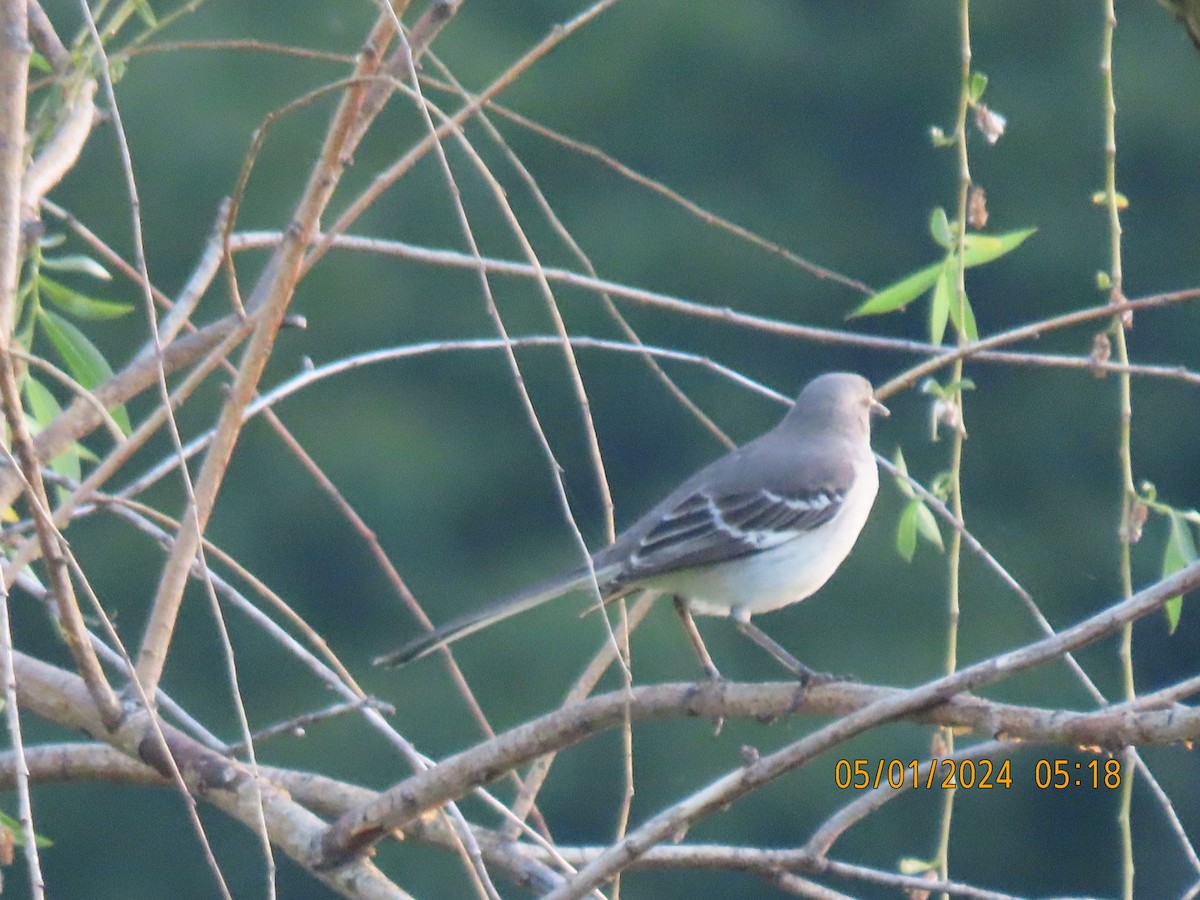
[1033,757,1123,789]
[833,757,1123,790]
[834,758,1012,790]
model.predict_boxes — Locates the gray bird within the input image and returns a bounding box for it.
[375,372,888,681]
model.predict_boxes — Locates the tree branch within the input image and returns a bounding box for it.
[317,560,1200,868]
[132,5,408,698]
[9,652,407,900]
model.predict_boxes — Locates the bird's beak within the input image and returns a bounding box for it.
[870,397,890,418]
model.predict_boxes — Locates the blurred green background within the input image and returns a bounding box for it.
[10,1,1200,897]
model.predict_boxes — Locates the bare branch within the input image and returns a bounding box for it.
[318,557,1200,869]
[539,844,1022,900]
[0,0,31,337]
[26,1,67,72]
[423,82,874,296]
[133,5,409,699]
[305,0,623,274]
[874,287,1200,400]
[0,579,44,896]
[20,79,96,225]
[11,651,408,900]
[0,742,577,895]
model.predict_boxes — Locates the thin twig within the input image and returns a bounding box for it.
[303,0,623,275]
[116,337,776,499]
[384,33,585,897]
[132,7,402,700]
[124,38,355,65]
[1098,2,1139,896]
[26,1,67,71]
[0,578,44,898]
[393,54,630,696]
[225,700,389,755]
[420,78,874,296]
[873,287,1200,401]
[935,5,977,881]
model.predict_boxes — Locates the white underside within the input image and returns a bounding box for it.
[643,458,879,616]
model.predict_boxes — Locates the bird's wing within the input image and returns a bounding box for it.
[620,485,846,578]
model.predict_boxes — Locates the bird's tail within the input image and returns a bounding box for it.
[372,565,603,667]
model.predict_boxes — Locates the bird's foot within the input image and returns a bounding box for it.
[732,616,844,686]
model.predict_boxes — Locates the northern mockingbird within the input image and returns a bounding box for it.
[375,372,888,681]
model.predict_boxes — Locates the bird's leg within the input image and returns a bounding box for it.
[730,609,835,686]
[672,596,722,681]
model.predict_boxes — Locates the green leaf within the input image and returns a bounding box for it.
[968,71,989,103]
[1092,190,1129,209]
[0,809,54,847]
[850,227,1035,320]
[38,309,107,386]
[962,296,978,340]
[1166,597,1183,636]
[37,309,132,435]
[30,51,53,75]
[849,261,942,318]
[1163,512,1198,635]
[914,501,944,551]
[25,376,82,488]
[960,227,1036,267]
[920,377,945,398]
[41,254,112,281]
[930,470,953,501]
[897,498,943,562]
[946,280,979,341]
[892,447,915,499]
[929,207,953,248]
[39,275,133,320]
[929,126,955,148]
[898,856,937,876]
[896,502,919,562]
[929,258,954,346]
[24,375,60,430]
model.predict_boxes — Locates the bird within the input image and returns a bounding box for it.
[374,372,888,682]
